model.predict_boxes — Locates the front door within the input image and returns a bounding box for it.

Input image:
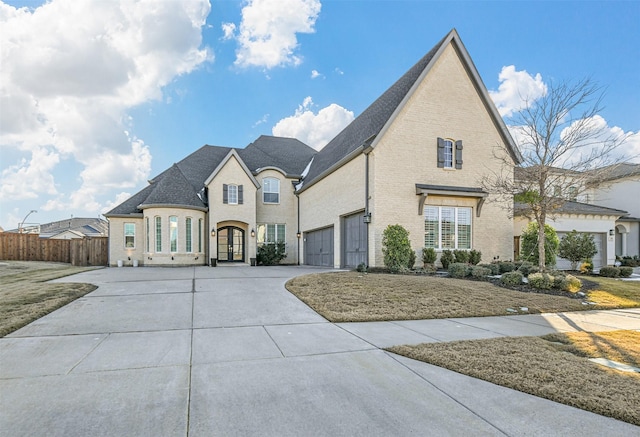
[217,227,245,262]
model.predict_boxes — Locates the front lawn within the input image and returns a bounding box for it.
[285,271,640,322]
[0,261,97,337]
[388,330,640,426]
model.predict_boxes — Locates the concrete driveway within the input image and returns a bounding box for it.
[1,266,638,436]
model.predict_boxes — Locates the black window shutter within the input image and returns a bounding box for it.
[238,185,243,204]
[455,140,463,169]
[437,137,445,168]
[223,184,228,204]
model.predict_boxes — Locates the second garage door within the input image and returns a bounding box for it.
[304,227,334,267]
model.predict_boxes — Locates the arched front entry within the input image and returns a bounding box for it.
[217,226,245,262]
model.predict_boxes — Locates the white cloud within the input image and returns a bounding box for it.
[0,0,212,213]
[272,97,354,150]
[253,114,270,128]
[231,0,321,69]
[221,22,236,40]
[0,147,60,200]
[489,65,547,117]
[311,69,323,79]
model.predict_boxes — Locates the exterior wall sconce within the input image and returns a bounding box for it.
[211,229,216,237]
[296,232,301,238]
[251,229,255,238]
[363,212,372,223]
[609,229,614,236]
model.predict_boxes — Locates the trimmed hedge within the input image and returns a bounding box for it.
[448,263,470,278]
[599,266,620,278]
[501,271,523,286]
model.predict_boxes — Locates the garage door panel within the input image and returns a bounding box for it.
[305,227,334,267]
[343,213,367,268]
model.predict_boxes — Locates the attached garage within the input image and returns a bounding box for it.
[556,232,605,269]
[343,212,367,268]
[304,227,334,267]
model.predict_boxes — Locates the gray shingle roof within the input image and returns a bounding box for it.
[239,135,316,176]
[140,164,206,210]
[515,200,628,217]
[299,34,447,189]
[106,136,315,217]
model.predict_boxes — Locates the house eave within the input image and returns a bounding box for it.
[138,204,208,212]
[296,146,364,193]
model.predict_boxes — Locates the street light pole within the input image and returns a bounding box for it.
[19,210,37,233]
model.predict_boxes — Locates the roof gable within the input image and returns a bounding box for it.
[299,29,521,192]
[140,164,207,211]
[204,149,260,188]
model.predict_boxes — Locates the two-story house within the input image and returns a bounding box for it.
[105,29,522,267]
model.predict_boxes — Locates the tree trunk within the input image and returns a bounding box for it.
[538,214,546,272]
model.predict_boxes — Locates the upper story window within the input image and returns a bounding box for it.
[263,177,280,204]
[568,186,578,201]
[124,223,135,248]
[223,184,243,205]
[437,137,463,169]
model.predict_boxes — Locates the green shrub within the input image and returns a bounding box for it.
[448,263,470,278]
[528,272,554,289]
[479,263,500,275]
[407,249,416,270]
[382,224,413,273]
[422,247,437,264]
[550,272,566,289]
[515,261,536,276]
[619,266,633,278]
[561,274,582,292]
[501,271,523,286]
[468,249,482,265]
[257,242,287,266]
[356,263,368,273]
[499,262,515,273]
[453,250,469,264]
[422,263,437,274]
[440,250,454,269]
[520,222,559,268]
[599,266,620,278]
[471,266,491,279]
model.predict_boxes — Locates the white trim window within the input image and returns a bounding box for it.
[257,224,286,244]
[124,223,135,248]
[443,140,453,168]
[155,217,162,252]
[263,177,280,204]
[145,217,150,252]
[169,216,178,252]
[186,217,192,253]
[228,184,238,204]
[424,206,472,250]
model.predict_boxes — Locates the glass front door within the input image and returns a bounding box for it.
[217,227,245,262]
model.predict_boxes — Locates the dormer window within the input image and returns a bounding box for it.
[263,177,280,204]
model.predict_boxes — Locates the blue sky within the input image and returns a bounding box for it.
[1,0,639,230]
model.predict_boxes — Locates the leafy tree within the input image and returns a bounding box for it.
[482,77,632,270]
[558,230,597,270]
[382,224,413,273]
[520,222,559,269]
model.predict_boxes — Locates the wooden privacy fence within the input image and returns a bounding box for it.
[0,233,108,266]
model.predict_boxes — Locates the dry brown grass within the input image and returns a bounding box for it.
[0,261,97,337]
[388,330,640,426]
[286,271,591,322]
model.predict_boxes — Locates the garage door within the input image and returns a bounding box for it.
[343,212,367,268]
[304,227,334,267]
[556,232,604,269]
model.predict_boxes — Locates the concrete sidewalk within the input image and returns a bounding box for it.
[1,266,638,436]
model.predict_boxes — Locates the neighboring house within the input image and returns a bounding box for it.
[5,218,108,239]
[513,164,638,268]
[105,29,522,267]
[587,163,640,258]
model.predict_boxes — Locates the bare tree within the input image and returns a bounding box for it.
[483,77,631,270]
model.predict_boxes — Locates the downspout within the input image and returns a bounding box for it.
[296,192,301,265]
[364,150,370,267]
